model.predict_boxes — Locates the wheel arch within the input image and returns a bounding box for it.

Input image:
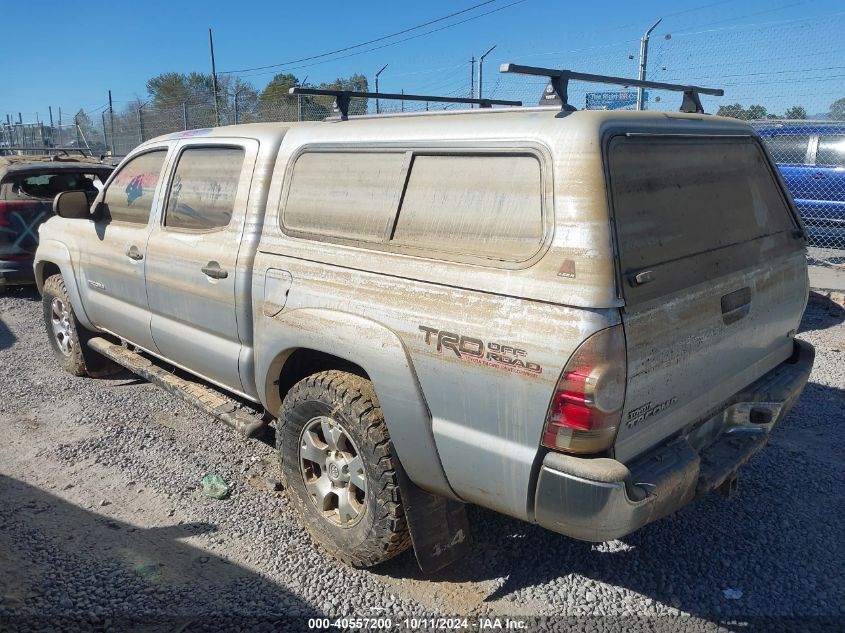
[34,240,95,331]
[257,308,457,500]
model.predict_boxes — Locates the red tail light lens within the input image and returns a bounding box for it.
[542,325,626,453]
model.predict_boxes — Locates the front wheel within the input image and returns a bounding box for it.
[278,370,411,567]
[41,274,116,377]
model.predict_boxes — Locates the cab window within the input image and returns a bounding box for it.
[102,150,167,224]
[164,146,245,231]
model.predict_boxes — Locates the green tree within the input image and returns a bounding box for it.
[745,104,767,120]
[146,72,215,107]
[784,105,807,120]
[715,103,767,120]
[830,97,845,120]
[258,73,301,121]
[716,103,746,119]
[311,73,370,118]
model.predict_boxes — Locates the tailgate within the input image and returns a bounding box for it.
[607,135,808,462]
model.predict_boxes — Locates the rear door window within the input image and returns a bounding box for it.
[608,136,797,301]
[102,150,167,224]
[164,146,245,231]
[816,134,845,166]
[762,133,811,164]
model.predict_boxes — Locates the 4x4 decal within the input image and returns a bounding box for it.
[419,326,542,376]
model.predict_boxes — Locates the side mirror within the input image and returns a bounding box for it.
[53,190,90,219]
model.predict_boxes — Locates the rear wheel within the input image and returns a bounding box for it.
[277,370,410,567]
[42,274,116,377]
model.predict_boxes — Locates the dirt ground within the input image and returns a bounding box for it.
[1,286,843,632]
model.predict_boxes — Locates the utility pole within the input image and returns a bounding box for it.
[374,64,389,114]
[58,107,63,146]
[469,56,476,106]
[478,45,496,101]
[637,18,662,111]
[108,90,115,154]
[209,28,221,126]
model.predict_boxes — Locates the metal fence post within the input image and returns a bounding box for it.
[183,102,189,130]
[138,105,144,144]
[234,91,239,124]
[102,112,108,151]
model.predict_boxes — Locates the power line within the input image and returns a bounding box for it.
[234,0,530,79]
[222,0,499,74]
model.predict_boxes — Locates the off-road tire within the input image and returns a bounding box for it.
[42,274,114,377]
[278,370,411,567]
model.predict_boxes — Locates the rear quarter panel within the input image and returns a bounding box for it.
[253,252,618,520]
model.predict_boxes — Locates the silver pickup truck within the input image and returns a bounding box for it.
[35,101,814,571]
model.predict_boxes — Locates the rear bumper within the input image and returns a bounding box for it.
[534,339,815,542]
[0,258,35,288]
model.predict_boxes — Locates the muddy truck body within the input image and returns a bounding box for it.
[35,106,814,570]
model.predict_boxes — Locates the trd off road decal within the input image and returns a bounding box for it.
[419,326,542,377]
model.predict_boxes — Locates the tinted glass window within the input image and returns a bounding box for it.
[609,137,796,299]
[762,134,810,164]
[103,150,167,224]
[284,152,405,242]
[164,147,245,230]
[391,155,543,260]
[12,172,103,200]
[816,134,845,166]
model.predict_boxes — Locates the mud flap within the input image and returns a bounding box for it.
[394,462,471,574]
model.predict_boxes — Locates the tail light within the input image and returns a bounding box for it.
[542,325,627,454]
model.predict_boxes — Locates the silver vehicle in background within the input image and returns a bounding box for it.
[34,67,814,571]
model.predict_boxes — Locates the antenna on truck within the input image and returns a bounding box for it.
[288,87,522,120]
[499,63,724,114]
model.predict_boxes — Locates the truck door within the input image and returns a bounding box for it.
[144,140,258,394]
[78,148,171,351]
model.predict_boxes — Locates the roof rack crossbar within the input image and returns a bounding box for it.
[499,63,724,114]
[288,87,522,120]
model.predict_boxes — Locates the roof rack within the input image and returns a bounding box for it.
[288,87,522,120]
[499,63,724,114]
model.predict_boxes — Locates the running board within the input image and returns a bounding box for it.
[87,337,266,438]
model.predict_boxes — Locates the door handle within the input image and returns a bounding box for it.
[721,287,751,325]
[126,245,143,261]
[201,261,228,279]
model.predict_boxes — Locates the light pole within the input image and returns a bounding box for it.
[478,44,497,102]
[375,64,389,114]
[637,18,662,111]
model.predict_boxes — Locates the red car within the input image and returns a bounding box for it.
[0,156,113,290]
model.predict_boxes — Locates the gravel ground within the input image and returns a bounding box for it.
[0,286,843,633]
